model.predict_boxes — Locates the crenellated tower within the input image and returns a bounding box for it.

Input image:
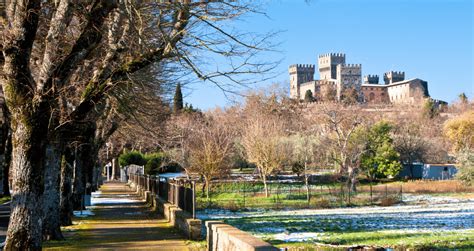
[336,63,362,100]
[364,74,379,84]
[384,71,405,84]
[289,64,315,99]
[318,53,346,80]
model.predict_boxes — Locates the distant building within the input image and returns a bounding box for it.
[422,164,457,180]
[398,163,457,180]
[289,52,435,104]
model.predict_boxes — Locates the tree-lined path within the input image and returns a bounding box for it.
[44,182,201,250]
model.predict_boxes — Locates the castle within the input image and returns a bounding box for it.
[289,53,430,104]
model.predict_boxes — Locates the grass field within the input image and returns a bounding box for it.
[198,180,474,250]
[269,230,474,250]
[195,179,474,211]
[0,196,10,205]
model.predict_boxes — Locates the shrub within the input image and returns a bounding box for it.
[119,151,147,167]
[310,197,332,208]
[144,152,166,175]
[456,149,474,186]
[380,196,399,206]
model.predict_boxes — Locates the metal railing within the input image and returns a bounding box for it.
[129,173,196,218]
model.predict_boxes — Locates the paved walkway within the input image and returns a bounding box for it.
[45,181,201,250]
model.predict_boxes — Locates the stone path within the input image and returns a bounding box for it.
[45,181,202,250]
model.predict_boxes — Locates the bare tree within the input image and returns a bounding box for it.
[393,123,428,178]
[186,114,235,199]
[241,114,287,197]
[0,1,277,248]
[321,104,366,194]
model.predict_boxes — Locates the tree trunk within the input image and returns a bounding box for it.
[304,162,310,202]
[369,176,373,204]
[263,175,269,198]
[111,158,117,180]
[5,116,47,250]
[205,177,210,201]
[72,146,85,210]
[42,143,64,240]
[82,145,95,203]
[2,127,12,196]
[60,146,74,226]
[305,175,310,203]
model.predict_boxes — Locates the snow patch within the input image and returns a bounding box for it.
[73,210,95,217]
[272,232,322,242]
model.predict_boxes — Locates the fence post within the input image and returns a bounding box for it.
[192,180,196,219]
[243,185,246,208]
[400,184,403,202]
[155,175,160,197]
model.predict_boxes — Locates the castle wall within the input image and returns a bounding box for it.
[361,85,388,103]
[298,81,317,100]
[387,79,428,104]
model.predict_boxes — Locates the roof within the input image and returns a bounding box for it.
[425,163,456,166]
[361,78,426,88]
[387,78,422,87]
[361,84,387,87]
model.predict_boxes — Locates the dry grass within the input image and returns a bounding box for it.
[370,180,474,194]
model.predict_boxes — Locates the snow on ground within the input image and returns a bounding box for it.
[91,191,137,206]
[73,210,95,218]
[158,172,186,179]
[198,198,474,242]
[402,194,473,204]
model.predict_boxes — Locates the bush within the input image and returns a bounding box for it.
[119,151,147,167]
[144,152,166,175]
[456,149,474,186]
[380,196,399,206]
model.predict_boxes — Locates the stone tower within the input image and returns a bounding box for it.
[318,53,346,80]
[336,64,362,100]
[384,71,405,84]
[364,75,379,84]
[289,64,315,99]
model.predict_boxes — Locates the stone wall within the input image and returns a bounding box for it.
[129,181,202,240]
[361,84,389,103]
[206,221,278,251]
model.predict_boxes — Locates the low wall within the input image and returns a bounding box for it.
[206,221,277,251]
[130,181,202,240]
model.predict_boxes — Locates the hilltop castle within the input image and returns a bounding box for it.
[289,53,430,104]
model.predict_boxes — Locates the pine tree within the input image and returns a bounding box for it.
[173,83,184,113]
[459,92,468,104]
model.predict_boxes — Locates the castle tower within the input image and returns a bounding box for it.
[318,53,346,80]
[364,75,379,84]
[384,71,405,84]
[336,64,362,100]
[289,64,315,99]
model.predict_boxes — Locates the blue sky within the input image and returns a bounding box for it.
[186,0,473,110]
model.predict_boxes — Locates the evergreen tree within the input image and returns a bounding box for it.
[459,92,468,104]
[359,121,402,179]
[422,98,438,119]
[173,83,184,113]
[304,89,314,103]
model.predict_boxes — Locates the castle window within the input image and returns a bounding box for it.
[369,92,375,101]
